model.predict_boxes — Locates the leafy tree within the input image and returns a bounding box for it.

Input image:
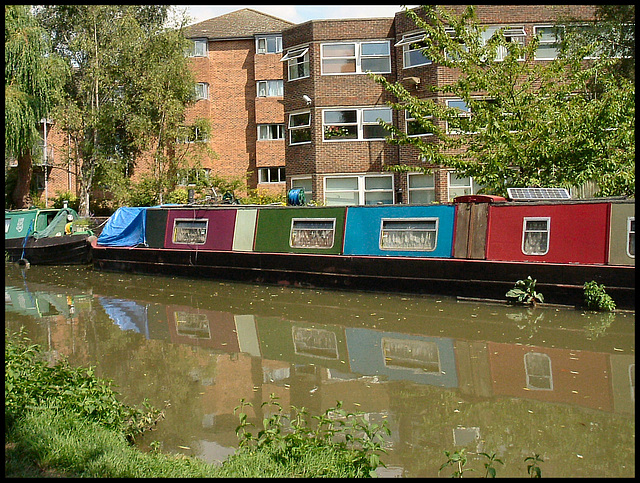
[371,5,634,197]
[36,5,203,214]
[5,5,66,209]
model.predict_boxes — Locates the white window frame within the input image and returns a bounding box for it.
[524,352,553,390]
[445,98,472,135]
[195,82,209,101]
[290,218,336,249]
[177,125,207,144]
[189,38,208,57]
[408,173,436,204]
[322,107,392,142]
[396,31,432,68]
[444,27,469,62]
[257,124,285,141]
[320,41,391,75]
[405,110,433,137]
[534,25,563,60]
[447,172,481,201]
[379,217,439,251]
[281,47,310,81]
[522,217,550,256]
[256,79,283,97]
[256,35,282,54]
[324,174,394,206]
[382,337,440,373]
[481,26,526,61]
[172,218,208,245]
[291,177,313,199]
[288,111,312,145]
[258,167,285,183]
[627,216,635,258]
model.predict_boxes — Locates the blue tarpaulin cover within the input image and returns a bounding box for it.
[99,296,150,338]
[97,207,147,246]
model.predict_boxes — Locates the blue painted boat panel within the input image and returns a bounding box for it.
[343,205,455,257]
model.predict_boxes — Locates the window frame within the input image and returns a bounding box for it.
[289,218,336,249]
[288,111,312,145]
[534,25,563,60]
[258,167,286,184]
[379,217,439,252]
[256,34,282,54]
[291,177,313,199]
[320,40,391,75]
[281,47,310,81]
[195,82,209,101]
[405,110,433,137]
[324,174,394,206]
[407,172,436,204]
[257,123,285,141]
[524,352,553,390]
[481,25,526,61]
[396,31,432,69]
[322,107,392,142]
[177,125,208,144]
[447,172,482,201]
[445,98,473,135]
[522,217,550,256]
[188,38,208,58]
[256,79,284,97]
[627,216,635,258]
[172,218,209,245]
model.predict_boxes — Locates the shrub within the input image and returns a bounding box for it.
[583,281,616,311]
[506,276,544,306]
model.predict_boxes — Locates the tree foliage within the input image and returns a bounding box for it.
[5,5,67,208]
[371,5,634,197]
[35,5,201,214]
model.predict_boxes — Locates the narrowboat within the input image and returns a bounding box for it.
[90,194,635,309]
[5,207,95,266]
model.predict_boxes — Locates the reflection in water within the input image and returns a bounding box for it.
[5,264,635,477]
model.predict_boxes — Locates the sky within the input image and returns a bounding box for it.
[177,5,418,25]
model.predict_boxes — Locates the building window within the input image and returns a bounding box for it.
[290,218,336,249]
[380,218,438,251]
[406,110,433,137]
[291,177,313,199]
[177,125,207,143]
[195,82,209,100]
[323,108,392,141]
[256,35,282,54]
[281,47,310,80]
[446,98,472,134]
[396,31,432,68]
[188,39,208,57]
[481,26,526,61]
[628,217,635,258]
[321,41,391,75]
[288,111,311,145]
[257,79,283,97]
[534,25,562,60]
[258,167,285,183]
[173,219,208,245]
[444,27,469,62]
[408,173,435,204]
[324,174,394,206]
[448,173,481,200]
[522,217,550,255]
[524,352,553,390]
[257,124,284,140]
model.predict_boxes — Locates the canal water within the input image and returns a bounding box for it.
[5,264,635,477]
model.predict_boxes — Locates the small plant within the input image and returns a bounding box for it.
[479,451,504,478]
[525,453,544,478]
[506,276,544,306]
[439,448,474,478]
[583,281,616,311]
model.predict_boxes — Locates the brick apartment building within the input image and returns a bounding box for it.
[16,6,596,209]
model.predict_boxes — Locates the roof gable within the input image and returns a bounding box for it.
[185,8,295,39]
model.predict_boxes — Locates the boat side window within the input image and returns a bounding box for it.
[292,326,339,359]
[290,218,335,249]
[628,217,635,258]
[380,218,438,251]
[382,337,440,373]
[522,217,550,255]
[524,352,553,390]
[5,218,10,234]
[173,219,208,245]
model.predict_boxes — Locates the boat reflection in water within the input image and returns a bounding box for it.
[5,266,635,477]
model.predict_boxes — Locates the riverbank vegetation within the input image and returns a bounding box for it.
[5,331,389,477]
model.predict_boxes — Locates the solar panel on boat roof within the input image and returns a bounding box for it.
[507,187,571,200]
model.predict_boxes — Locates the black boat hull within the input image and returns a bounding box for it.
[6,234,95,265]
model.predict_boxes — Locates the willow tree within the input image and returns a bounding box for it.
[5,5,66,208]
[371,5,634,197]
[36,5,199,214]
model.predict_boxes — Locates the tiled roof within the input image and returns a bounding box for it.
[185,8,295,39]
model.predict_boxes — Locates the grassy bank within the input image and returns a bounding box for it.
[5,331,388,478]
